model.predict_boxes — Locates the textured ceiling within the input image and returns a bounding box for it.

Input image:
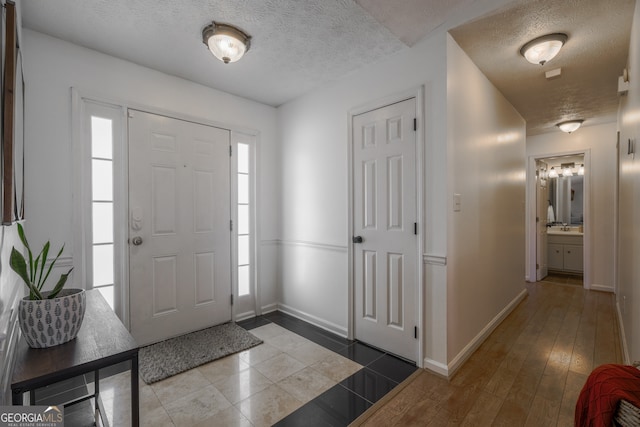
[450,0,636,135]
[22,1,636,133]
[21,0,409,106]
[355,0,476,46]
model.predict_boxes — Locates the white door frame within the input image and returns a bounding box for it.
[347,87,424,367]
[526,149,591,288]
[71,88,261,327]
[71,91,129,325]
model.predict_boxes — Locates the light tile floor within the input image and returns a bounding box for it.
[33,311,416,425]
[99,323,363,426]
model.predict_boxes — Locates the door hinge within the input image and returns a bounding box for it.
[536,263,539,269]
[414,326,418,339]
[229,145,233,157]
[231,294,234,305]
[128,110,135,118]
[413,118,417,131]
[414,222,418,235]
[536,216,539,223]
[230,220,233,231]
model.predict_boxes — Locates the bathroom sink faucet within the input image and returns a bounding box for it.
[562,223,569,231]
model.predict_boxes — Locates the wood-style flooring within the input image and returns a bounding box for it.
[353,280,623,426]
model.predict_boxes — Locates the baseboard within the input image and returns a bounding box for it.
[423,358,449,377]
[590,284,614,293]
[277,303,348,338]
[261,303,278,314]
[235,310,256,322]
[616,301,631,364]
[428,288,528,378]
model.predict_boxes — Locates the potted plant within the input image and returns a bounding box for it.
[10,223,85,348]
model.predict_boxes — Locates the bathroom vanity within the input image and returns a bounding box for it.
[547,229,583,273]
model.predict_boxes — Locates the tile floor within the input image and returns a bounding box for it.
[33,312,416,426]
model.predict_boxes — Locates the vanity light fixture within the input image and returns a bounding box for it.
[548,167,559,178]
[578,164,585,176]
[560,162,576,177]
[202,21,251,64]
[520,33,568,65]
[557,119,584,133]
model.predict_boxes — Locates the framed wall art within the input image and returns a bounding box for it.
[2,0,24,224]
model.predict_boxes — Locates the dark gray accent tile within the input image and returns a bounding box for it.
[367,354,417,383]
[338,342,385,366]
[340,367,398,404]
[275,384,371,426]
[237,316,272,330]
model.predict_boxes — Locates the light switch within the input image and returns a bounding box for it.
[453,193,461,212]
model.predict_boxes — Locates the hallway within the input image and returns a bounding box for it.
[354,281,622,426]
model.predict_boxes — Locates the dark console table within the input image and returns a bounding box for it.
[11,290,139,426]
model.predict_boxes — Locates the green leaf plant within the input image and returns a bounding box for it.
[10,223,74,300]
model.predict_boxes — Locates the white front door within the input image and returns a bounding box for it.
[128,110,232,345]
[536,160,549,281]
[352,98,418,362]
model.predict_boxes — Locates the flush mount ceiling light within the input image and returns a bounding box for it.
[557,119,584,133]
[520,33,568,65]
[202,22,251,64]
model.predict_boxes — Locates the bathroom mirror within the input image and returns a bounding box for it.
[548,175,583,225]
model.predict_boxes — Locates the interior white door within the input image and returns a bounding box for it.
[353,98,417,362]
[536,160,549,281]
[128,110,231,345]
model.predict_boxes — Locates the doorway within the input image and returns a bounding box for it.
[351,97,419,362]
[530,152,588,288]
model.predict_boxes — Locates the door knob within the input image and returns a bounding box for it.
[131,236,143,246]
[353,236,363,244]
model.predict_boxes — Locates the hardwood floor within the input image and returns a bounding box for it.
[353,281,623,426]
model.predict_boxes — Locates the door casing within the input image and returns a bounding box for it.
[71,89,261,329]
[347,87,424,367]
[526,150,591,288]
[536,160,549,281]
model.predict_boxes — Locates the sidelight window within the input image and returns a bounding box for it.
[77,97,125,321]
[237,142,251,296]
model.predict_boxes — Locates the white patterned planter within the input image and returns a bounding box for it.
[18,289,86,348]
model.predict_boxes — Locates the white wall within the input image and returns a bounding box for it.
[527,122,618,291]
[276,20,448,344]
[445,36,527,369]
[21,30,280,310]
[617,0,640,363]
[276,0,520,370]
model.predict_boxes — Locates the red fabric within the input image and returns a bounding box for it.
[575,364,640,427]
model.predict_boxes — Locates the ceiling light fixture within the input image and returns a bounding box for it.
[202,22,251,64]
[520,33,568,66]
[556,119,584,133]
